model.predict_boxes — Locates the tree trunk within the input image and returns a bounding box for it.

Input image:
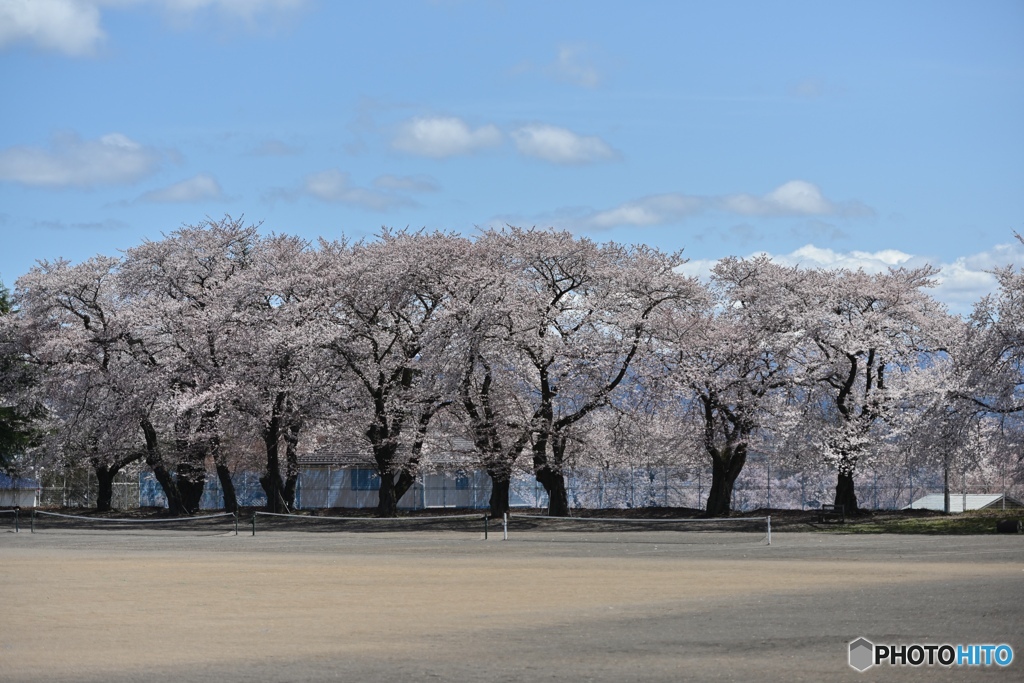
[260,397,288,513]
[943,460,951,514]
[150,462,184,515]
[537,466,569,516]
[201,410,236,513]
[533,431,570,517]
[140,417,186,515]
[372,404,441,516]
[394,469,417,504]
[834,471,859,515]
[488,471,511,518]
[705,446,747,517]
[215,461,238,513]
[376,470,399,517]
[259,471,284,512]
[282,420,302,508]
[95,464,117,512]
[258,469,286,513]
[176,459,206,514]
[173,411,206,514]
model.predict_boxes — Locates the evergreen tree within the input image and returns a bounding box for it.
[0,280,41,472]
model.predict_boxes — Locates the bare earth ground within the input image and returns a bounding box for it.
[0,525,1021,682]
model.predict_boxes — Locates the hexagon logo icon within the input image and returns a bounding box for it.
[849,637,875,672]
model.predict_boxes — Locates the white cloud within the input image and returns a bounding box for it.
[512,124,616,165]
[933,241,1024,313]
[771,244,916,271]
[392,117,502,158]
[548,43,601,88]
[588,193,704,229]
[0,0,308,56]
[0,0,105,56]
[677,241,1024,316]
[303,169,414,211]
[721,180,835,216]
[138,174,222,203]
[581,181,871,230]
[0,132,162,187]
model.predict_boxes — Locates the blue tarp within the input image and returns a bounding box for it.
[0,473,40,489]
[140,471,267,509]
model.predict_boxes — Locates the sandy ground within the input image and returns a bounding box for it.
[0,529,1021,682]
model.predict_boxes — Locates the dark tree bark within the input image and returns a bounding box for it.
[370,412,403,517]
[90,448,142,512]
[175,459,206,514]
[697,392,754,518]
[943,460,951,514]
[372,440,420,516]
[460,356,525,518]
[705,445,747,517]
[375,468,400,517]
[259,437,286,513]
[536,466,569,516]
[282,419,302,508]
[534,431,570,517]
[826,350,880,517]
[200,410,236,513]
[834,471,859,516]
[172,410,208,513]
[488,472,510,518]
[373,398,446,517]
[94,463,117,512]
[141,417,186,515]
[214,459,237,514]
[260,392,289,513]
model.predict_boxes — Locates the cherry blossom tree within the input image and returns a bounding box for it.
[660,256,808,516]
[476,228,703,516]
[452,268,535,516]
[12,257,153,511]
[120,217,264,513]
[223,233,339,512]
[314,230,468,516]
[799,265,947,514]
[955,234,1024,418]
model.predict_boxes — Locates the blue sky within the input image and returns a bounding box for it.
[1,0,1022,313]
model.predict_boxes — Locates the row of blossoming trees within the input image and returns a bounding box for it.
[1,218,1021,517]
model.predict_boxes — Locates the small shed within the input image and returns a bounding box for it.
[0,473,40,507]
[903,493,1024,514]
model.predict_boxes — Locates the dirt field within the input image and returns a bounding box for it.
[1,527,1021,682]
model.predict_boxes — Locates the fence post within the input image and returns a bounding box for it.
[664,465,669,507]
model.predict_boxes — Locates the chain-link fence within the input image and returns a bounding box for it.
[39,470,140,509]
[23,462,1024,512]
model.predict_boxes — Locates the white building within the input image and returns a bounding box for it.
[903,493,1023,513]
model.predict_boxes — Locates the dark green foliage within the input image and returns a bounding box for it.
[0,281,42,472]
